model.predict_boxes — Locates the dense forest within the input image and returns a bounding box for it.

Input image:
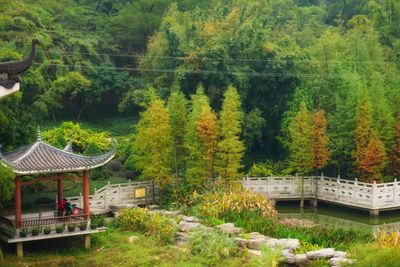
[1,0,400,181]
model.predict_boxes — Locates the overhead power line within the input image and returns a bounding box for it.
[32,62,396,79]
[37,49,400,65]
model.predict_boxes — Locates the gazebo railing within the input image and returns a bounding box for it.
[0,208,15,217]
[20,214,88,228]
[0,215,15,228]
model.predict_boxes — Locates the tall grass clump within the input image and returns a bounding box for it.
[250,245,284,267]
[115,208,178,244]
[193,188,277,222]
[188,229,238,266]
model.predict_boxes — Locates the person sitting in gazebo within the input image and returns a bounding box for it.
[57,198,67,216]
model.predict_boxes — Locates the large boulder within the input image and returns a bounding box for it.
[182,216,200,223]
[235,232,269,250]
[179,221,205,232]
[215,223,242,235]
[306,248,336,260]
[276,238,300,251]
[282,250,309,266]
[329,257,353,267]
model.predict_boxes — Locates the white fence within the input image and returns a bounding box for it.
[66,180,157,214]
[242,175,400,212]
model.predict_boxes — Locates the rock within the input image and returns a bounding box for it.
[306,248,336,260]
[279,218,316,228]
[179,221,205,232]
[128,236,139,243]
[275,238,300,251]
[163,210,181,216]
[176,232,189,242]
[334,251,347,258]
[282,250,309,266]
[235,232,269,250]
[215,223,242,235]
[282,249,295,263]
[182,216,200,222]
[248,249,262,257]
[148,204,160,210]
[329,257,353,266]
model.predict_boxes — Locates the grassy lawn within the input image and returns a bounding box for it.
[1,227,250,267]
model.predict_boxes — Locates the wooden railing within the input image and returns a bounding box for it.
[20,214,88,228]
[242,175,400,211]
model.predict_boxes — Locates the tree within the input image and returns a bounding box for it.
[215,85,245,184]
[354,93,374,180]
[167,90,188,179]
[394,120,400,178]
[289,101,313,207]
[185,86,210,187]
[196,105,219,182]
[132,98,173,188]
[0,163,14,208]
[312,110,330,173]
[358,137,387,182]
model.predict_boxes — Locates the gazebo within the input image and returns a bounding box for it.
[0,130,115,257]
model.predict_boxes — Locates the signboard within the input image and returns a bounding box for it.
[135,188,146,198]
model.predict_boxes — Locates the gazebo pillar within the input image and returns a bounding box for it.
[15,176,22,228]
[83,170,90,219]
[57,174,63,201]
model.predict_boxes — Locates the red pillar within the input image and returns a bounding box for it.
[57,175,63,201]
[15,176,22,228]
[83,170,90,219]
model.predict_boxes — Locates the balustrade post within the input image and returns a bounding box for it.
[79,193,83,209]
[266,176,269,195]
[354,178,358,199]
[336,177,340,199]
[394,178,397,203]
[94,188,97,195]
[372,181,377,208]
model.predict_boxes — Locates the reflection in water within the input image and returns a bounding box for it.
[277,201,400,231]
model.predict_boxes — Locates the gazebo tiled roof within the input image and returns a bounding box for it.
[1,136,115,175]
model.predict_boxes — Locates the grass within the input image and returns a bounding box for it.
[2,227,250,267]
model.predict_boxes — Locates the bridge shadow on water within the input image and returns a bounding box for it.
[276,201,400,230]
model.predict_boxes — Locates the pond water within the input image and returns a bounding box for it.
[277,201,400,231]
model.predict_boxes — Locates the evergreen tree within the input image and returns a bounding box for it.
[289,101,313,207]
[0,164,14,208]
[185,86,210,187]
[196,105,219,182]
[215,85,244,184]
[312,110,330,173]
[132,98,173,188]
[394,120,400,178]
[167,90,188,179]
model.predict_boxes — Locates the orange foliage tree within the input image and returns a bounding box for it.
[196,105,219,182]
[358,138,387,182]
[312,110,330,174]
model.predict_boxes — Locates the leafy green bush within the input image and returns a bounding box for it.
[250,245,284,267]
[115,208,178,244]
[84,142,103,156]
[43,227,51,235]
[42,122,111,153]
[19,228,28,237]
[0,225,15,238]
[56,225,64,233]
[248,161,292,177]
[188,229,238,266]
[67,223,76,232]
[31,227,41,236]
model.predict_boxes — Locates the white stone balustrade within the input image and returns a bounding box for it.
[242,175,400,216]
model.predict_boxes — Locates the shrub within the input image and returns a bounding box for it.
[0,225,16,238]
[194,189,277,220]
[56,225,64,233]
[19,228,28,237]
[349,243,400,267]
[188,229,238,266]
[377,229,400,248]
[43,227,52,235]
[67,223,76,232]
[115,208,178,244]
[250,245,284,267]
[31,227,41,236]
[79,222,87,231]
